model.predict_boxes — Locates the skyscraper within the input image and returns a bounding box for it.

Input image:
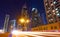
[9,20,16,32]
[44,0,60,24]
[17,3,30,31]
[31,8,42,28]
[3,14,10,32]
[21,4,29,19]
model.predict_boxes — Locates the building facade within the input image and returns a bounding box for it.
[31,0,60,31]
[31,8,42,28]
[3,15,10,32]
[31,22,60,32]
[44,0,60,24]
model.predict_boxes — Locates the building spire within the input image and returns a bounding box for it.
[21,2,29,19]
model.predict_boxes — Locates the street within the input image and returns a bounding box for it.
[12,31,60,37]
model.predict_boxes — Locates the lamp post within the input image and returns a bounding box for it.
[18,18,30,31]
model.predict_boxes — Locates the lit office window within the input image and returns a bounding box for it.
[50,19,53,21]
[53,13,56,15]
[53,1,57,4]
[55,8,58,10]
[46,3,48,5]
[51,3,53,6]
[47,10,50,13]
[56,10,59,13]
[48,15,50,17]
[52,10,55,12]
[57,13,60,16]
[48,14,52,17]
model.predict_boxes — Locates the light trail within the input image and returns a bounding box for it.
[11,30,60,37]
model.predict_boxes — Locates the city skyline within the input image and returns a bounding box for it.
[0,0,46,29]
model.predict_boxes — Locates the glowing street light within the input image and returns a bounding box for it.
[18,18,30,31]
[26,19,30,23]
[19,18,25,23]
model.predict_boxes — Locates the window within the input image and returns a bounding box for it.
[44,27,45,30]
[53,1,57,4]
[54,26,57,29]
[53,13,56,15]
[50,19,53,21]
[51,3,53,6]
[57,13,60,16]
[52,10,55,12]
[47,12,51,15]
[49,21,53,24]
[51,26,53,29]
[55,8,58,10]
[56,10,59,13]
[54,15,57,22]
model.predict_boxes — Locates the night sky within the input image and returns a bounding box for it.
[0,0,47,29]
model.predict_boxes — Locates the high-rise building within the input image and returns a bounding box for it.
[31,8,42,28]
[17,3,30,31]
[9,20,16,32]
[21,4,29,19]
[3,15,10,32]
[44,0,60,24]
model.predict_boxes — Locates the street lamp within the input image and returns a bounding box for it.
[19,18,25,23]
[26,19,30,23]
[18,18,30,31]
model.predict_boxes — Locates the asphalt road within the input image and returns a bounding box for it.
[0,32,60,37]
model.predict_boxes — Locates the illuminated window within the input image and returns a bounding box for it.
[55,8,58,10]
[48,14,52,17]
[51,3,53,6]
[50,19,53,21]
[56,11,59,13]
[52,10,55,12]
[47,10,50,13]
[48,15,50,17]
[53,1,57,4]
[53,13,56,15]
[57,13,60,16]
[46,3,48,5]
[48,17,54,23]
